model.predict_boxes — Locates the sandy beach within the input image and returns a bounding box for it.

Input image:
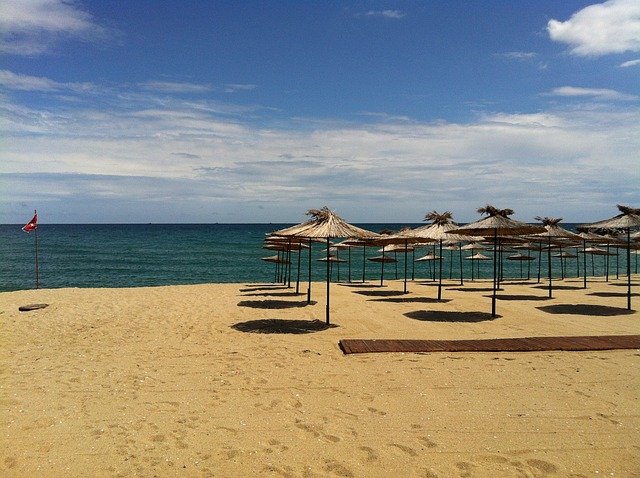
[1,276,639,477]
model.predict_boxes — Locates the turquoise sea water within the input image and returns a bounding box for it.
[0,223,631,292]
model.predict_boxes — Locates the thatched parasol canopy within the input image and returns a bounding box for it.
[406,211,473,300]
[450,205,544,317]
[261,255,290,264]
[452,205,544,237]
[583,205,640,231]
[465,253,491,260]
[274,207,379,240]
[272,207,379,324]
[530,217,582,298]
[584,205,640,310]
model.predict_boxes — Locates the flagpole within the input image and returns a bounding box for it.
[35,223,40,289]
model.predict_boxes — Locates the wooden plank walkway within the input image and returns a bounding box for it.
[338,335,640,355]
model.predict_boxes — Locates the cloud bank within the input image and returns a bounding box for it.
[1,71,638,223]
[547,0,640,56]
[0,0,110,55]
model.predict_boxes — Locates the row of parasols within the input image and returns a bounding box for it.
[261,205,640,324]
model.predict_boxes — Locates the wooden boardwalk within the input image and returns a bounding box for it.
[339,335,640,355]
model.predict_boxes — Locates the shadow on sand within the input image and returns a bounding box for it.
[231,319,336,334]
[241,291,303,297]
[533,285,583,291]
[371,297,452,304]
[337,283,381,288]
[588,292,639,298]
[536,304,635,316]
[352,290,406,297]
[494,294,551,301]
[237,299,316,309]
[404,310,500,322]
[240,285,289,292]
[449,287,501,292]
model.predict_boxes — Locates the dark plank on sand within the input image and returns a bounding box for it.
[338,335,640,354]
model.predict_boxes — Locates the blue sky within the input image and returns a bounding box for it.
[1,0,639,224]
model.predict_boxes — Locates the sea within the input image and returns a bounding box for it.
[0,223,631,293]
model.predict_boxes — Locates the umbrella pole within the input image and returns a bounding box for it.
[492,229,497,317]
[459,245,463,285]
[326,237,330,324]
[527,246,531,280]
[449,248,453,280]
[296,242,301,294]
[575,246,580,279]
[605,243,610,282]
[362,244,366,283]
[336,249,340,282]
[471,248,475,281]
[307,239,312,304]
[394,252,398,280]
[537,242,542,283]
[403,239,408,294]
[626,228,631,310]
[583,239,587,289]
[380,245,385,287]
[438,240,443,300]
[287,238,292,288]
[412,248,415,281]
[348,246,351,283]
[616,246,619,279]
[548,236,553,299]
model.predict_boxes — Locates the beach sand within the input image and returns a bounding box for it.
[1,276,639,477]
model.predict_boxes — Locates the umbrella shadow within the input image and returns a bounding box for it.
[241,291,303,297]
[588,292,639,298]
[237,299,317,309]
[532,285,583,291]
[404,310,500,322]
[231,319,337,334]
[449,287,501,292]
[240,285,289,292]
[371,297,452,304]
[494,294,551,301]
[352,290,406,297]
[337,283,381,288]
[608,282,640,287]
[536,304,635,316]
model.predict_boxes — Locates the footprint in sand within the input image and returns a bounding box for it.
[417,436,437,448]
[525,458,558,475]
[323,460,355,478]
[358,446,378,462]
[389,443,418,457]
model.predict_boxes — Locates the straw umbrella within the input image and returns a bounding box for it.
[406,211,473,300]
[530,217,582,298]
[451,205,545,317]
[368,254,398,286]
[584,205,640,310]
[274,207,379,324]
[375,229,426,293]
[465,252,491,279]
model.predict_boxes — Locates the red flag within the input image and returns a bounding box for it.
[22,211,38,233]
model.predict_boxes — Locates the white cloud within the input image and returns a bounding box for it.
[223,84,257,93]
[495,51,537,60]
[0,0,109,55]
[140,81,214,94]
[364,10,405,19]
[1,72,638,222]
[546,86,638,101]
[620,58,640,67]
[547,0,640,56]
[0,69,95,92]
